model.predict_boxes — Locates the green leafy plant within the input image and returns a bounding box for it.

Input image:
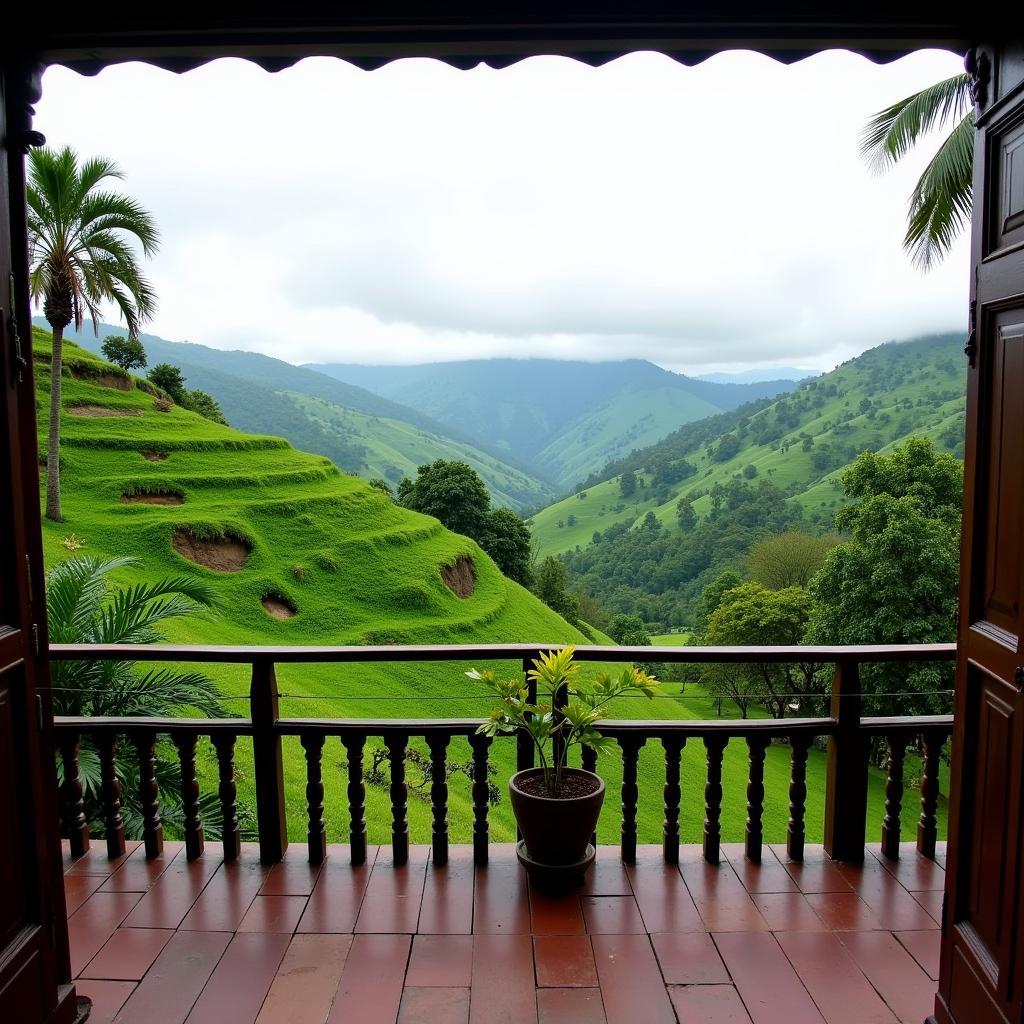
[470,646,658,797]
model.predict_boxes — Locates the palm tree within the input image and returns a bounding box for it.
[28,147,158,521]
[861,73,974,269]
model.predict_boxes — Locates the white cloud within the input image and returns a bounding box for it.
[36,48,968,373]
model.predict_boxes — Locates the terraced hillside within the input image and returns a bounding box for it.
[33,327,938,845]
[532,333,965,558]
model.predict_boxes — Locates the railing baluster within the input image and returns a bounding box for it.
[823,659,869,863]
[787,735,811,862]
[250,657,287,864]
[703,735,727,865]
[745,735,769,863]
[618,737,643,864]
[134,730,163,859]
[881,733,907,860]
[469,733,492,866]
[582,744,598,847]
[95,732,126,859]
[662,737,683,865]
[172,731,204,861]
[426,733,450,867]
[211,733,240,862]
[58,733,90,857]
[385,733,409,866]
[301,733,326,865]
[343,734,367,866]
[917,730,943,860]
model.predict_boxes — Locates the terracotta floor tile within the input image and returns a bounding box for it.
[723,844,799,894]
[580,855,632,896]
[66,843,141,877]
[651,931,730,985]
[534,935,599,987]
[328,933,411,1024]
[591,934,675,1024]
[74,980,136,1024]
[867,844,945,892]
[680,859,770,932]
[470,933,537,1024]
[256,933,352,1024]
[398,987,471,1024]
[297,846,378,934]
[80,927,175,981]
[100,842,184,892]
[895,929,940,981]
[537,988,607,1024]
[355,846,429,934]
[237,895,309,933]
[775,930,898,1024]
[837,930,936,1024]
[185,932,291,1024]
[910,888,943,926]
[835,856,937,930]
[751,892,830,931]
[472,845,531,934]
[64,872,106,916]
[179,856,270,931]
[260,845,323,895]
[419,846,475,934]
[68,891,144,977]
[121,852,222,929]
[668,985,753,1023]
[714,932,825,1024]
[803,891,884,931]
[530,887,586,934]
[113,931,231,1024]
[406,934,474,988]
[768,846,851,895]
[581,896,646,934]
[626,850,703,932]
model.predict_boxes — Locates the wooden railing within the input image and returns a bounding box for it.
[50,643,955,869]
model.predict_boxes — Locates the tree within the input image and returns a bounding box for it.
[147,363,187,404]
[480,508,532,586]
[400,460,490,539]
[701,582,821,718]
[532,556,579,622]
[861,72,973,268]
[807,438,962,716]
[185,389,228,425]
[698,569,743,626]
[676,498,697,531]
[749,531,841,589]
[101,334,147,371]
[607,614,650,647]
[619,470,637,498]
[28,147,158,521]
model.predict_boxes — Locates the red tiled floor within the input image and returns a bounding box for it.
[74,980,136,1024]
[651,931,730,985]
[626,847,703,932]
[297,846,378,933]
[580,855,632,896]
[472,845,531,934]
[679,856,770,932]
[769,845,852,894]
[581,895,646,934]
[419,846,475,934]
[68,890,143,976]
[751,891,830,931]
[64,871,106,915]
[64,841,140,877]
[101,842,184,892]
[834,856,938,931]
[530,887,586,934]
[910,887,943,925]
[79,927,175,981]
[355,846,429,934]
[867,845,945,891]
[237,894,309,933]
[534,935,599,987]
[256,933,352,1024]
[591,934,675,1024]
[121,851,222,929]
[895,929,941,981]
[775,930,898,1024]
[668,984,753,1023]
[328,933,412,1024]
[537,988,607,1024]
[723,844,799,893]
[398,987,471,1024]
[260,844,323,895]
[803,891,884,931]
[406,934,474,988]
[837,930,937,1024]
[469,933,537,1024]
[179,856,270,931]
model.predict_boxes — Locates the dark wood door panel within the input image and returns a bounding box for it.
[0,680,30,952]
[986,105,1024,257]
[949,946,1009,1024]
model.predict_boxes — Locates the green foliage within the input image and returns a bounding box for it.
[480,508,533,586]
[101,334,147,371]
[184,389,228,426]
[607,614,650,647]
[532,556,579,623]
[700,582,821,718]
[699,569,744,626]
[619,470,637,498]
[748,531,840,589]
[148,363,188,404]
[807,438,961,715]
[401,459,491,539]
[473,647,658,796]
[368,478,393,498]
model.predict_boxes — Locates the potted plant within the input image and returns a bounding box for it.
[469,646,658,883]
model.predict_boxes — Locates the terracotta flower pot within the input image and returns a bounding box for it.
[509,767,604,881]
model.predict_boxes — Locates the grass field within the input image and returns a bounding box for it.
[35,327,947,847]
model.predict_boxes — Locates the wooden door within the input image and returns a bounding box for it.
[936,39,1024,1024]
[0,65,77,1024]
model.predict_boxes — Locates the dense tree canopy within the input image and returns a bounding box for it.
[101,334,147,371]
[480,508,533,586]
[748,531,840,589]
[400,460,491,539]
[607,614,651,647]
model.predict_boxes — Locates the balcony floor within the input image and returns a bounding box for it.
[63,840,944,1024]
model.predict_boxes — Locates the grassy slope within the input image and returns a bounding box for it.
[35,328,940,845]
[532,334,965,557]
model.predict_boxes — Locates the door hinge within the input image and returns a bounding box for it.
[37,693,44,730]
[30,623,40,656]
[25,554,34,604]
[964,301,977,368]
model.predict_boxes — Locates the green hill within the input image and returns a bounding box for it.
[48,320,555,511]
[33,327,940,846]
[532,332,965,560]
[310,358,798,489]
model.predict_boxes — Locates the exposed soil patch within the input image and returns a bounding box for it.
[67,404,142,418]
[122,491,184,506]
[440,555,476,598]
[141,451,168,462]
[172,527,251,571]
[68,368,131,391]
[261,594,297,620]
[516,773,602,799]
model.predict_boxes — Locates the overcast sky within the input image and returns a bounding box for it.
[37,49,967,374]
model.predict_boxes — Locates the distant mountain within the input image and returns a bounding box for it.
[44,320,555,511]
[307,358,797,487]
[696,367,816,384]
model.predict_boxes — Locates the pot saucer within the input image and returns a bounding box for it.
[515,840,595,889]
